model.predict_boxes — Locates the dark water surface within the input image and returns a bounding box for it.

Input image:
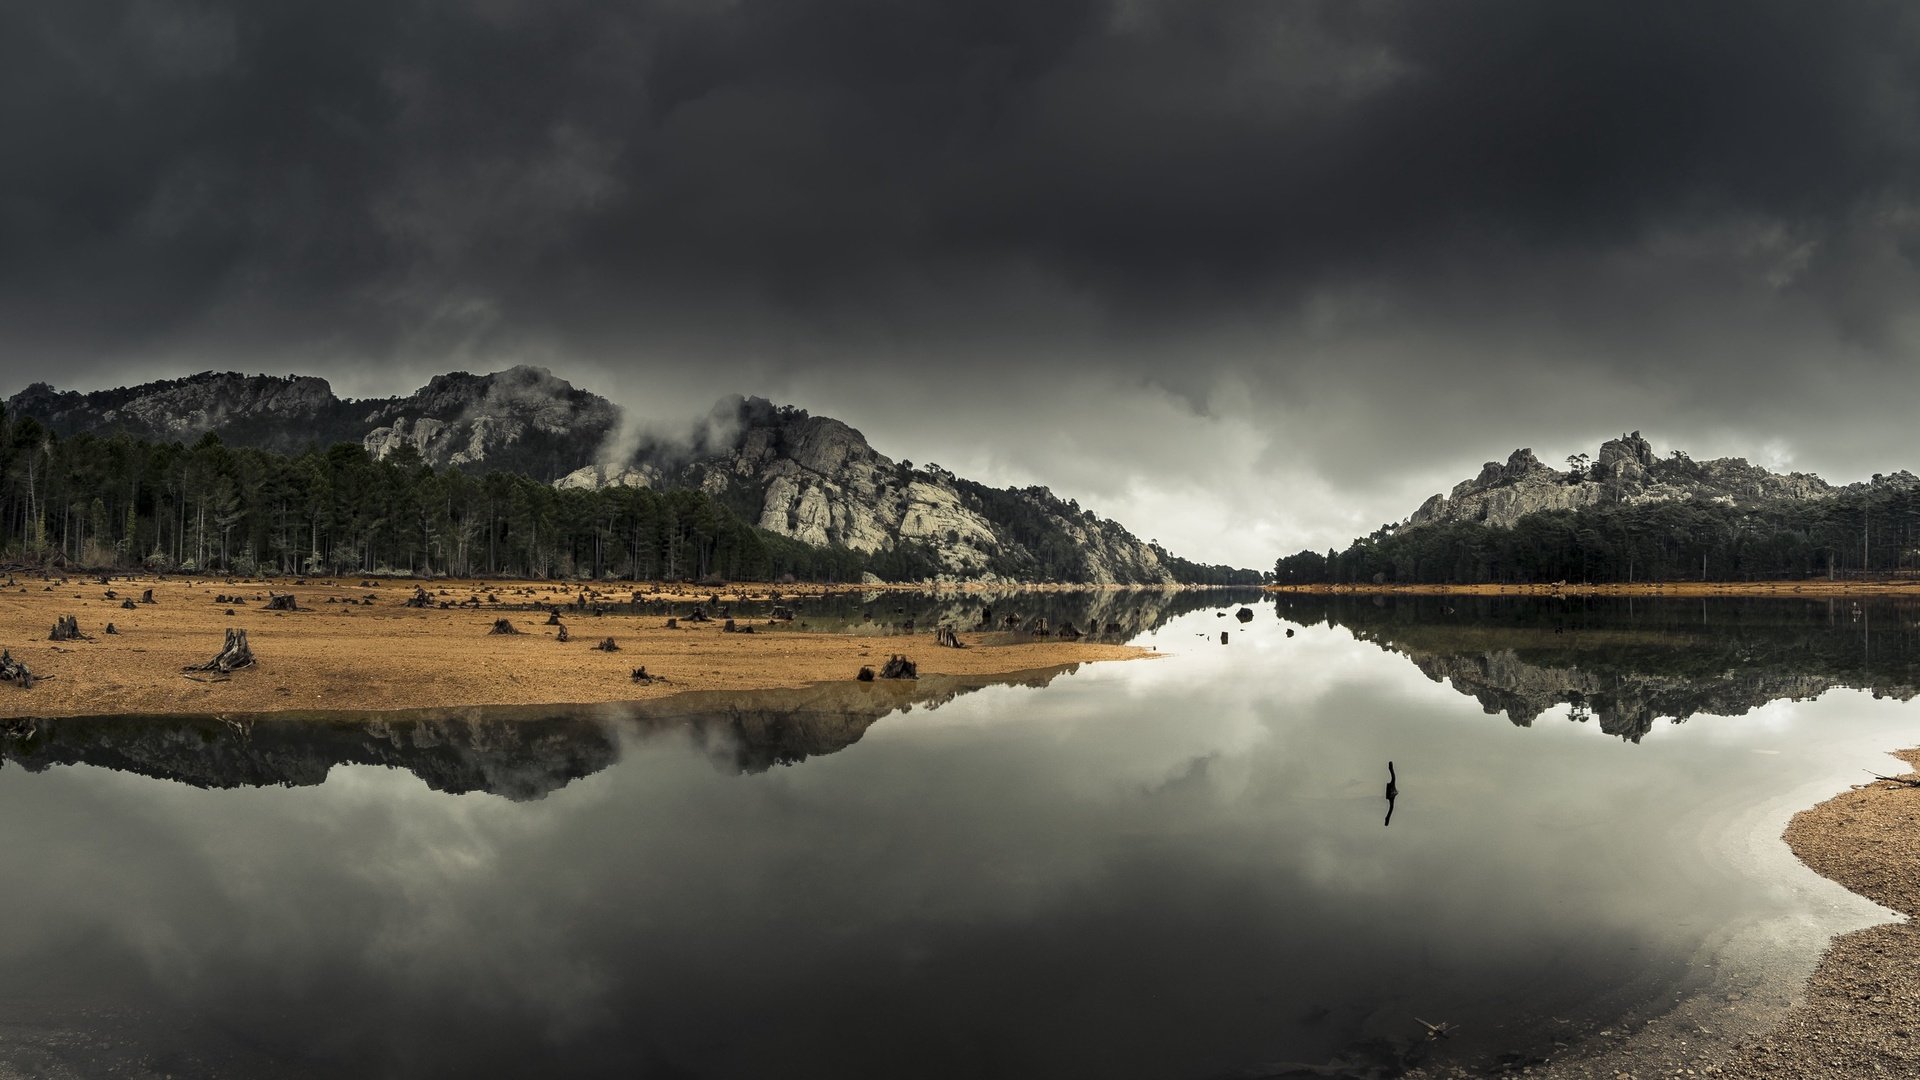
[2,591,1917,1078]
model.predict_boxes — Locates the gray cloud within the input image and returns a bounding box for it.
[7,1,1920,564]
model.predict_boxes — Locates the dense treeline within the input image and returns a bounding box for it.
[1276,482,1920,585]
[0,413,1246,585]
[0,415,925,581]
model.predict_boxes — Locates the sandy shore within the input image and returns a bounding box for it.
[0,575,1149,718]
[1270,581,1920,598]
[1704,750,1920,1077]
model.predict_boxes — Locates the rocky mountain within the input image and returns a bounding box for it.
[7,370,1217,584]
[562,395,1177,583]
[8,366,615,479]
[1407,430,1841,530]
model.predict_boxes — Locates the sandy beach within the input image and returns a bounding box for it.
[0,575,1150,719]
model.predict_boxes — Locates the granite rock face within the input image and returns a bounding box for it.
[8,373,1194,583]
[1408,430,1838,530]
[566,396,1177,583]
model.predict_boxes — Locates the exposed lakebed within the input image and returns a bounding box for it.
[1,592,1916,1077]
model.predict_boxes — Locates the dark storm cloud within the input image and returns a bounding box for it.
[7,1,1920,561]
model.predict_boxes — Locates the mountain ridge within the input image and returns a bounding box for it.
[6,367,1254,585]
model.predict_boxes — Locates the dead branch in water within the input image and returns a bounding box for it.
[1868,771,1920,789]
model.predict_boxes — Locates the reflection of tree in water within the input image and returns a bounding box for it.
[1277,595,1920,742]
[0,669,1087,798]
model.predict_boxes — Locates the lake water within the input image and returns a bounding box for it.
[2,590,1917,1078]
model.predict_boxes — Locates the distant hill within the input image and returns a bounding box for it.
[7,369,1256,585]
[1404,430,1839,530]
[1275,431,1920,585]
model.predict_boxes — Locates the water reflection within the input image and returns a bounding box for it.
[0,594,1915,1078]
[1276,594,1920,741]
[0,669,1082,798]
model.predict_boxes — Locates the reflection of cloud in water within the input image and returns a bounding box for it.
[0,598,1912,1075]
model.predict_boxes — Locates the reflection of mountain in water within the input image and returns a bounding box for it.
[0,668,1082,798]
[1278,595,1920,742]
[598,586,1265,641]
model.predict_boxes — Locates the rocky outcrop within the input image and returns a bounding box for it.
[1407,430,1837,530]
[568,396,1180,584]
[7,366,615,479]
[7,373,1211,584]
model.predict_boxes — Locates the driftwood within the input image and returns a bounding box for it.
[0,649,33,688]
[489,618,521,635]
[184,628,255,674]
[856,666,875,682]
[49,615,88,642]
[265,593,299,611]
[878,654,917,680]
[593,637,620,652]
[934,626,964,648]
[1870,772,1920,789]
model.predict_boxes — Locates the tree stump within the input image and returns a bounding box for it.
[1235,607,1255,622]
[265,593,299,611]
[934,626,964,648]
[121,598,137,610]
[856,666,875,682]
[631,666,656,683]
[723,619,737,633]
[0,649,34,688]
[546,611,563,626]
[49,615,87,642]
[105,623,118,635]
[879,654,917,679]
[406,588,432,608]
[1028,617,1051,637]
[593,637,620,652]
[140,588,155,604]
[665,618,679,629]
[104,589,117,600]
[688,608,711,623]
[184,628,255,673]
[489,618,521,635]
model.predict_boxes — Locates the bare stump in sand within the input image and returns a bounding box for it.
[0,649,34,689]
[934,626,964,649]
[184,628,255,675]
[879,654,917,680]
[489,618,521,635]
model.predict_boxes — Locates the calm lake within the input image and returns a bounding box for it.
[2,590,1917,1078]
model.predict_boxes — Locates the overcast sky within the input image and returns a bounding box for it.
[7,2,1920,567]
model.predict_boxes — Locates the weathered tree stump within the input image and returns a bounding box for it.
[406,588,432,608]
[723,619,737,633]
[265,593,299,611]
[489,618,521,635]
[856,666,875,682]
[140,588,155,604]
[879,654,917,679]
[631,666,656,683]
[49,615,87,642]
[1028,617,1051,637]
[184,628,255,674]
[546,610,563,626]
[0,649,34,688]
[104,623,118,635]
[934,626,964,648]
[593,637,620,652]
[556,623,570,642]
[665,618,679,629]
[121,598,137,610]
[103,589,117,600]
[688,608,711,623]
